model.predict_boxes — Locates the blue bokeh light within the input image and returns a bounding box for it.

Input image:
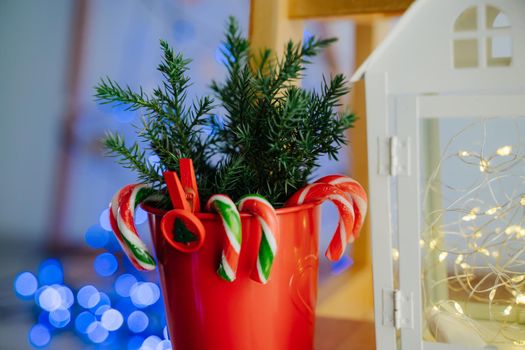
[75,311,96,334]
[142,335,162,350]
[99,208,112,231]
[94,304,111,317]
[55,285,74,309]
[49,308,71,328]
[85,224,110,249]
[173,19,195,41]
[115,274,137,297]
[38,286,62,312]
[38,259,64,285]
[215,44,234,65]
[87,321,109,343]
[156,339,172,350]
[101,308,124,331]
[94,252,118,277]
[130,282,160,308]
[14,272,38,298]
[77,285,100,309]
[29,324,51,348]
[330,255,354,275]
[127,310,149,333]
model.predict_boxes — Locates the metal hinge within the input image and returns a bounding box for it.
[382,289,414,330]
[378,136,411,176]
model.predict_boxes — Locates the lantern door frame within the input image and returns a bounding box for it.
[368,81,525,350]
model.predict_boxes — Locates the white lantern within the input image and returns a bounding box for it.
[352,0,525,349]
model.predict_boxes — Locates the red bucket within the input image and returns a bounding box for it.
[143,202,321,350]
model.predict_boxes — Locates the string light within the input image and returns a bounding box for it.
[496,145,512,156]
[421,117,525,345]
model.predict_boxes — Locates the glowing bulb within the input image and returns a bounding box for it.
[462,213,476,222]
[455,255,464,264]
[496,145,512,156]
[473,232,482,239]
[460,262,470,269]
[392,248,399,261]
[454,302,464,315]
[438,252,448,262]
[491,251,500,258]
[505,225,522,235]
[429,240,437,250]
[520,197,525,206]
[479,159,489,172]
[478,248,490,256]
[489,289,496,301]
[516,294,525,304]
[503,305,512,316]
[419,239,425,248]
[511,275,525,283]
[485,207,500,215]
[459,150,470,157]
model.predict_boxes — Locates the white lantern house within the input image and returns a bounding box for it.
[352,0,525,349]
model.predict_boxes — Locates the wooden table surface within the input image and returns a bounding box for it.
[315,317,376,350]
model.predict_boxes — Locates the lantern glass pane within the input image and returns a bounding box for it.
[420,116,525,346]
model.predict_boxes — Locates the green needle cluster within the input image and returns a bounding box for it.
[97,17,355,208]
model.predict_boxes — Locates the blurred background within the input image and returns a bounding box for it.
[0,0,397,348]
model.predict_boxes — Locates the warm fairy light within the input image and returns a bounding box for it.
[496,145,512,156]
[489,289,496,301]
[392,248,399,261]
[478,248,490,256]
[511,275,525,283]
[462,213,477,222]
[421,119,525,346]
[419,239,425,248]
[516,294,525,305]
[503,305,513,316]
[485,207,500,215]
[505,225,522,235]
[454,302,464,315]
[479,159,489,172]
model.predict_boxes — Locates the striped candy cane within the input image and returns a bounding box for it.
[285,183,355,261]
[238,194,278,284]
[109,184,157,271]
[315,175,368,240]
[206,194,242,282]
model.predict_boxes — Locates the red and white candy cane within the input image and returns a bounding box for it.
[206,194,242,282]
[237,194,278,284]
[109,184,157,271]
[315,175,368,239]
[285,182,356,261]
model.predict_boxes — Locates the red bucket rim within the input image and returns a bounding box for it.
[141,200,321,220]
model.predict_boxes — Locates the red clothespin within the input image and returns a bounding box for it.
[160,159,205,253]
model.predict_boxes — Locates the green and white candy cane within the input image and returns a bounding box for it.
[206,194,242,282]
[238,194,278,284]
[110,184,157,271]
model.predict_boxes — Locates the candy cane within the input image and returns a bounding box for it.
[206,194,242,282]
[238,194,278,284]
[285,183,355,261]
[109,184,156,271]
[315,175,368,239]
